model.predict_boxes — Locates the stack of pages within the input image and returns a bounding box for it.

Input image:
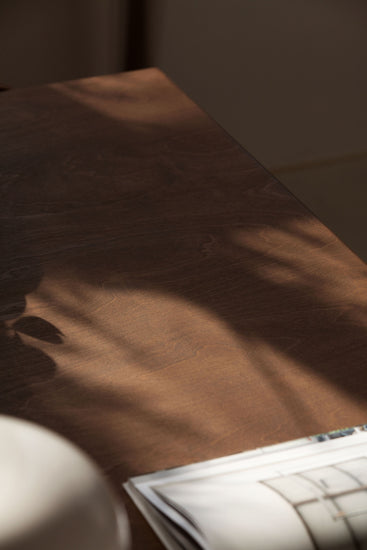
[125,426,367,550]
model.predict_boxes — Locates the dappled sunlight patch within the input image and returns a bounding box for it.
[229,217,367,323]
[28,275,347,448]
[50,70,200,130]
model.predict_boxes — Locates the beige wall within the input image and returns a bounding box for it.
[147,0,367,168]
[0,0,127,87]
[146,0,367,261]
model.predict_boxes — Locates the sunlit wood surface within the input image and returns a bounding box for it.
[1,68,367,549]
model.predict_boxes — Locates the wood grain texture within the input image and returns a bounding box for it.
[1,68,367,548]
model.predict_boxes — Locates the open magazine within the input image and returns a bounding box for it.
[124,425,367,550]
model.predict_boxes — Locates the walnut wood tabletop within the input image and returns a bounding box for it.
[1,68,367,548]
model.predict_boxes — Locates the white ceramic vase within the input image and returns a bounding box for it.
[0,415,130,550]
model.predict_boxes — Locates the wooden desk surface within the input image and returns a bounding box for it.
[1,68,367,548]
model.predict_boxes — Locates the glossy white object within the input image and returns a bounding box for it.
[0,416,130,550]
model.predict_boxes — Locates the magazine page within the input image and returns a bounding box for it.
[125,427,367,550]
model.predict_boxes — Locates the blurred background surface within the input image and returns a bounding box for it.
[1,0,366,262]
